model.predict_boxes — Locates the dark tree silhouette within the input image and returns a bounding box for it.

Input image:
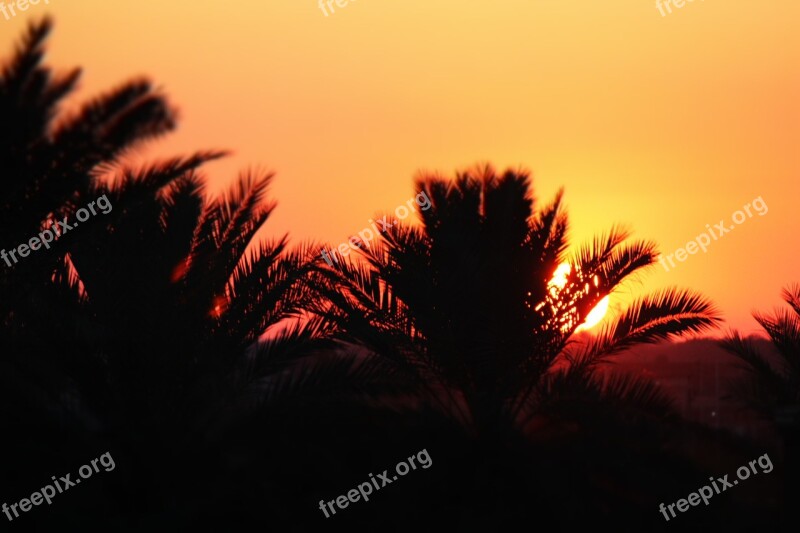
[2,18,776,533]
[0,18,174,310]
[721,285,800,463]
[0,19,177,471]
[315,165,722,436]
[0,21,362,525]
[0,19,356,430]
[720,285,800,524]
[721,285,800,423]
[64,157,325,422]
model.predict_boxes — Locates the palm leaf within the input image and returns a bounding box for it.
[569,288,722,365]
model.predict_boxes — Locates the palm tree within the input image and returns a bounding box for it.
[0,18,342,430]
[64,157,322,421]
[720,285,800,440]
[314,165,721,436]
[720,285,800,522]
[0,18,177,471]
[0,21,370,522]
[0,18,393,448]
[0,17,175,347]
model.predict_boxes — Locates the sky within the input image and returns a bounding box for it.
[1,0,798,334]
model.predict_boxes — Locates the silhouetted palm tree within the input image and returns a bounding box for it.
[0,18,174,296]
[315,165,721,435]
[721,285,800,438]
[66,157,324,421]
[0,18,411,454]
[721,285,800,522]
[0,21,380,524]
[0,19,750,531]
[0,18,177,468]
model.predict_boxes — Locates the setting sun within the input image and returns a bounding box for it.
[577,295,609,331]
[548,262,609,331]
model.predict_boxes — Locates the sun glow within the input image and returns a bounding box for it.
[547,263,609,331]
[576,294,609,331]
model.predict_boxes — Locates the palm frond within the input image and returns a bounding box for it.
[753,309,800,375]
[113,151,225,195]
[53,79,177,169]
[235,316,338,386]
[598,372,676,420]
[782,284,800,318]
[0,17,53,96]
[571,226,631,278]
[719,331,795,415]
[223,239,309,342]
[596,240,659,289]
[186,172,275,298]
[528,188,568,262]
[254,352,416,408]
[568,288,722,365]
[515,365,675,426]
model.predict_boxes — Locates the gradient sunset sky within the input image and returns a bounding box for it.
[2,0,798,334]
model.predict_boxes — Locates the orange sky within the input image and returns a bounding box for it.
[2,0,798,334]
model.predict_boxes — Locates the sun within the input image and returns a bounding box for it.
[547,262,609,331]
[576,294,609,331]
